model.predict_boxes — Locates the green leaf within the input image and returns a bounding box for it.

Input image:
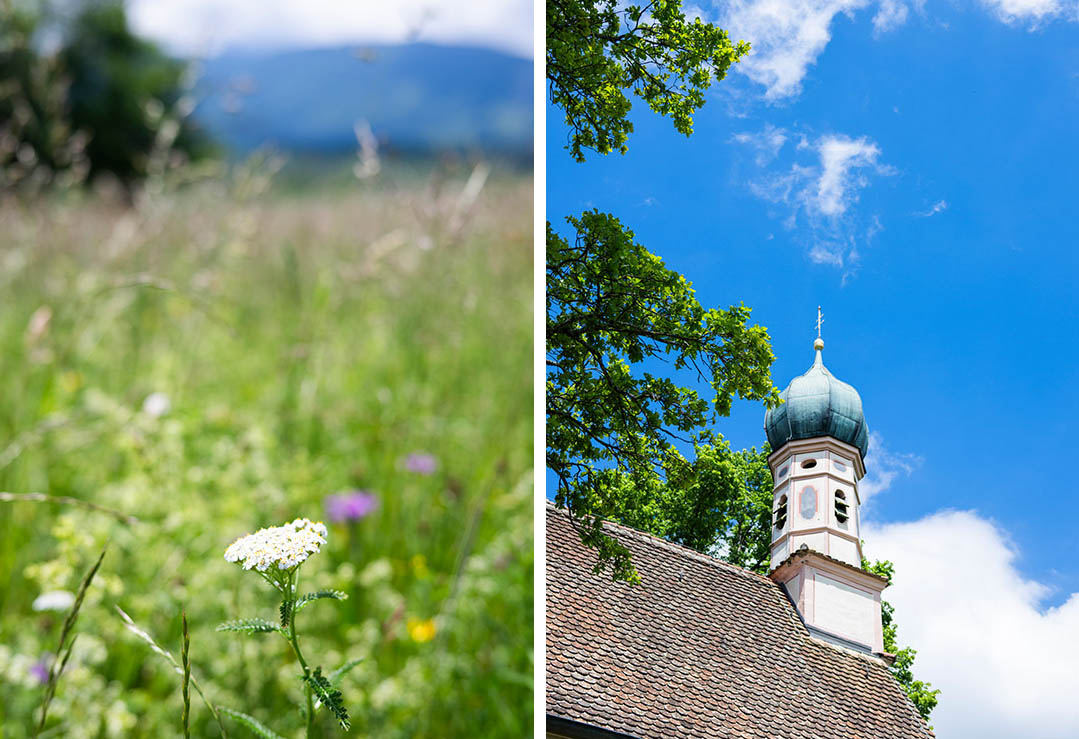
[328,657,364,686]
[216,618,282,635]
[294,589,348,613]
[278,599,291,629]
[304,666,350,730]
[219,707,286,739]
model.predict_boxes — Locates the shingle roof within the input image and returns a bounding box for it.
[546,505,934,739]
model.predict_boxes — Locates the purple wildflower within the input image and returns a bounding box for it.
[403,453,438,476]
[325,490,378,523]
[29,655,50,684]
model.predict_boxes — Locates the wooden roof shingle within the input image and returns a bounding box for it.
[546,505,935,739]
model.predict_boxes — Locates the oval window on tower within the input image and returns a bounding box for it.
[800,485,817,519]
[833,459,847,473]
[801,459,817,470]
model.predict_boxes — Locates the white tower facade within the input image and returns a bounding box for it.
[769,436,865,569]
[764,334,888,656]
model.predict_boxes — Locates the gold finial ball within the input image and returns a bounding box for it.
[814,338,824,351]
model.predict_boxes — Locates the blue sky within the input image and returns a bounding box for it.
[548,2,1079,736]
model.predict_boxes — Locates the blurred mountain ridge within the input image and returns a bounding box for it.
[193,42,532,156]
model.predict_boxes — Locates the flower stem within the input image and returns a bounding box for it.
[284,571,315,737]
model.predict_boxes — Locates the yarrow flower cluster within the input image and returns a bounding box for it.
[218,515,353,733]
[224,518,328,573]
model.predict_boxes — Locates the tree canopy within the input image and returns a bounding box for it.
[0,0,209,194]
[547,0,750,161]
[547,210,779,581]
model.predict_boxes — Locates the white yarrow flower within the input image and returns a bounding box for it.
[224,518,328,573]
[142,392,171,418]
[32,590,76,612]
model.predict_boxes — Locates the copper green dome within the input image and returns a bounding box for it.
[764,341,869,459]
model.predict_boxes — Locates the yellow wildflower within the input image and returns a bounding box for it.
[407,617,436,643]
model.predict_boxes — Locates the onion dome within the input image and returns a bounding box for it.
[764,339,869,459]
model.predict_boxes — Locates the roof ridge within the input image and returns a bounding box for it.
[545,502,776,586]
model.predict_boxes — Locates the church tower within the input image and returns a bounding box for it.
[764,320,889,657]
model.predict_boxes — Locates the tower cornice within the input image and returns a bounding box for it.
[768,436,866,480]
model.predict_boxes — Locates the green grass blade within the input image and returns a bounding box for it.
[219,707,286,739]
[328,657,364,687]
[36,545,106,736]
[0,491,140,526]
[116,606,228,737]
[181,611,191,739]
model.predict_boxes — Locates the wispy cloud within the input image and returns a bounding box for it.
[864,511,1079,738]
[914,199,948,217]
[873,0,910,34]
[979,0,1062,24]
[711,0,1070,104]
[731,124,788,165]
[737,129,893,271]
[815,135,886,216]
[721,0,873,100]
[860,430,921,502]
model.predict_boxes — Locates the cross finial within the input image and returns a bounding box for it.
[814,306,824,353]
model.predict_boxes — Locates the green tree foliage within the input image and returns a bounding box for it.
[0,5,90,191]
[59,2,209,183]
[600,440,776,573]
[659,442,775,571]
[546,0,773,583]
[547,210,779,581]
[864,558,941,723]
[547,0,750,161]
[0,0,208,193]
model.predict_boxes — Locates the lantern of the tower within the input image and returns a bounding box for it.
[764,336,889,656]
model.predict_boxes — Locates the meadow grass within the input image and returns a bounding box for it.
[0,160,533,737]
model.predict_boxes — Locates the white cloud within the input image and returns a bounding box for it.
[867,214,884,238]
[737,130,891,270]
[127,0,533,58]
[815,135,884,216]
[808,242,846,265]
[864,511,1079,739]
[979,0,1062,24]
[705,0,1076,102]
[741,132,888,216]
[731,124,788,165]
[860,430,921,502]
[712,0,1079,104]
[873,0,910,33]
[721,0,870,100]
[914,199,948,217]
